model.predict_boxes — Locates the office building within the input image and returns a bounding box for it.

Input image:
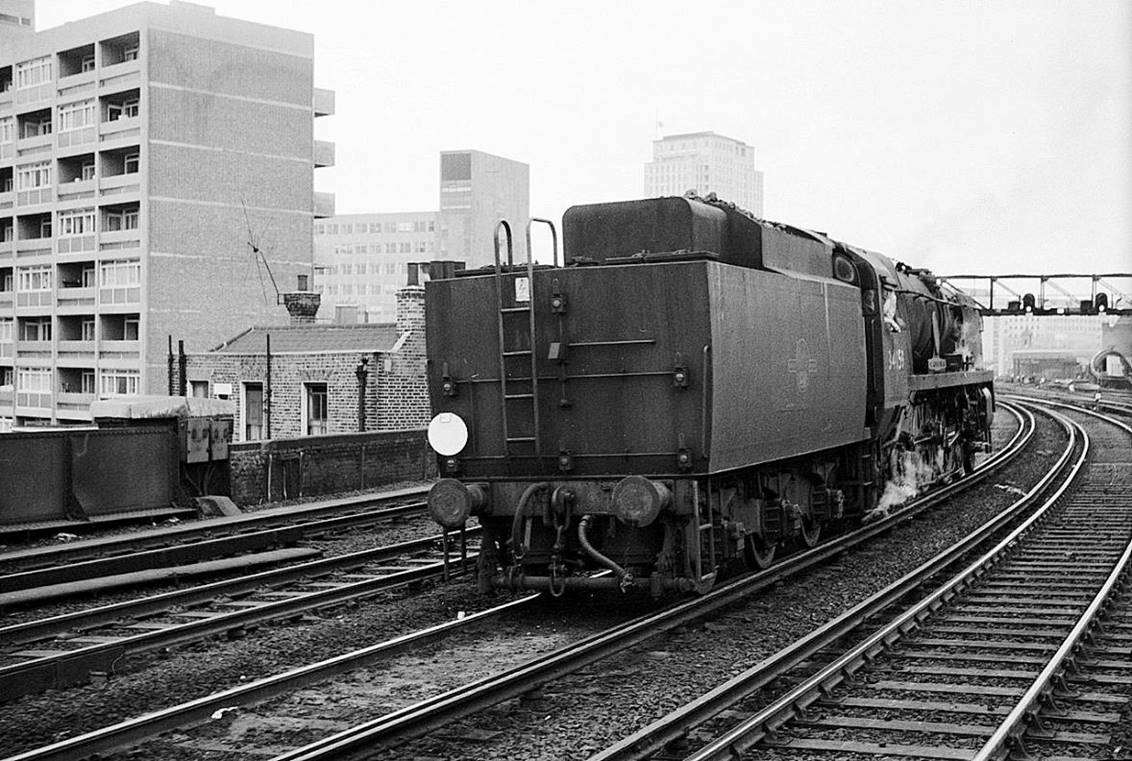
[315,150,528,322]
[438,149,529,268]
[0,1,333,429]
[313,211,436,323]
[644,131,763,216]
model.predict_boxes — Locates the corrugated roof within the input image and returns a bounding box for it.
[211,323,402,354]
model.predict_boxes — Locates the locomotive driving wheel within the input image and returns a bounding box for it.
[799,516,821,548]
[745,533,777,570]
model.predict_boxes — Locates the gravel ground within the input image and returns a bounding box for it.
[0,409,1072,761]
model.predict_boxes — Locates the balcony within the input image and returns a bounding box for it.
[57,178,96,202]
[0,343,12,359]
[57,340,95,361]
[0,88,11,110]
[16,186,54,207]
[314,140,335,168]
[0,291,12,310]
[57,126,97,151]
[15,132,52,159]
[57,287,96,310]
[99,116,140,144]
[15,390,51,411]
[99,60,141,90]
[314,191,335,219]
[56,70,96,98]
[15,290,51,308]
[99,173,140,197]
[314,88,335,117]
[100,339,139,359]
[0,386,12,406]
[0,189,13,211]
[56,394,95,420]
[15,339,51,358]
[14,240,51,260]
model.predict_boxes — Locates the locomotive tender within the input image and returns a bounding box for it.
[425,195,994,595]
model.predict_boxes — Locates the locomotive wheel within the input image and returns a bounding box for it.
[799,517,821,549]
[745,534,777,570]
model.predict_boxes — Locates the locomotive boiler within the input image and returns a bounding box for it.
[424,195,993,595]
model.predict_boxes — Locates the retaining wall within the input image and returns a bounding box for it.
[229,428,435,505]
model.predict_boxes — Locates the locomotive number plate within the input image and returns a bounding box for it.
[515,276,530,302]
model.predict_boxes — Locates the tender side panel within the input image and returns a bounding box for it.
[533,262,712,476]
[707,263,868,472]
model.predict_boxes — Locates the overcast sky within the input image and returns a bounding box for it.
[40,0,1132,276]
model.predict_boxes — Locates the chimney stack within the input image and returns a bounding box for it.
[283,275,319,325]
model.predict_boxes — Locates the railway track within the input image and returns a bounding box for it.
[0,529,477,700]
[0,486,428,599]
[1,402,1039,760]
[595,399,1131,761]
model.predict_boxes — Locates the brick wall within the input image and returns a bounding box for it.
[229,429,436,505]
[183,285,431,441]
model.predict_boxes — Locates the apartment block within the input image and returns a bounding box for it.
[644,131,764,216]
[0,1,334,429]
[313,211,436,323]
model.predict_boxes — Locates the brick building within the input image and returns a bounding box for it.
[0,1,334,428]
[183,286,428,442]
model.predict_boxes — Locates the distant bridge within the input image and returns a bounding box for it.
[938,273,1132,316]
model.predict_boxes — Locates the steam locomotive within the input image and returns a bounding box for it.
[424,195,994,595]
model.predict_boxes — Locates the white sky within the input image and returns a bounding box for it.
[38,0,1132,275]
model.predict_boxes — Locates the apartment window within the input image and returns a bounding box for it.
[397,221,413,233]
[40,217,52,238]
[123,98,139,118]
[81,161,95,181]
[81,370,96,393]
[0,318,11,342]
[100,259,141,287]
[81,319,95,341]
[2,224,13,241]
[15,57,52,89]
[17,265,51,291]
[342,264,353,275]
[20,318,51,341]
[341,224,353,234]
[104,208,139,232]
[17,368,51,392]
[124,152,139,174]
[356,263,367,275]
[314,224,325,234]
[385,243,396,254]
[244,382,263,440]
[124,315,139,340]
[58,100,95,132]
[0,117,12,144]
[368,223,381,234]
[123,45,139,61]
[100,369,139,396]
[16,162,51,190]
[304,383,328,436]
[81,55,95,72]
[81,267,95,287]
[385,223,397,233]
[399,242,411,253]
[1,271,11,290]
[383,263,397,275]
[58,208,95,236]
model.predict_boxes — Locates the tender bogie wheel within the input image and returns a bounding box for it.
[745,533,777,570]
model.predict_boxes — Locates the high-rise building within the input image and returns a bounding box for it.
[438,149,529,268]
[0,1,333,428]
[644,131,764,216]
[313,211,437,324]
